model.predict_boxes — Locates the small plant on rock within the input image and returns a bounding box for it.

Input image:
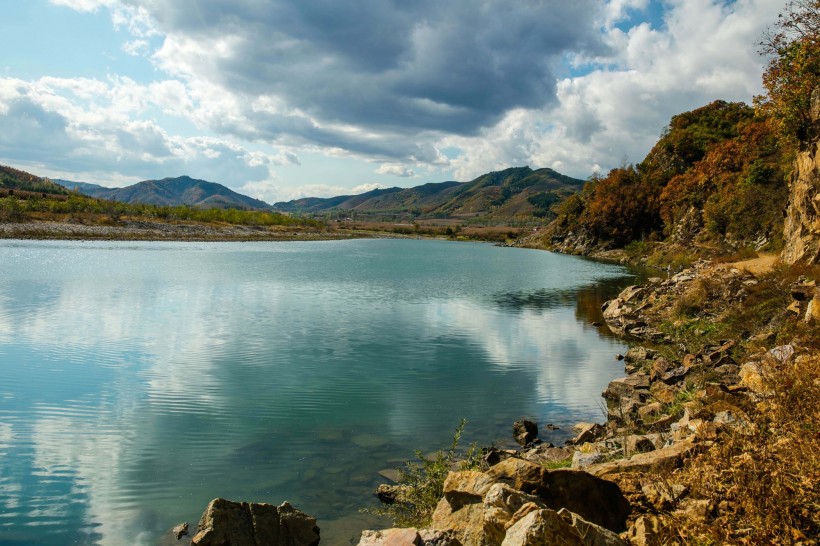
[363,419,481,527]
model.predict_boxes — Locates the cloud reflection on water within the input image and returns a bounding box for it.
[0,240,633,546]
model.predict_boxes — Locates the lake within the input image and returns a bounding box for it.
[0,238,635,545]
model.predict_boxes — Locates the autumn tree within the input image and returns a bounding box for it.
[757,0,820,143]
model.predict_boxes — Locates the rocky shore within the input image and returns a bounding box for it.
[165,258,817,545]
[0,219,359,241]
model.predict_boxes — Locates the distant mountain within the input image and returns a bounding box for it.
[58,176,270,210]
[56,180,108,194]
[273,167,585,221]
[1,165,68,195]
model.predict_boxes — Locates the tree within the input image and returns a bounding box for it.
[757,0,820,143]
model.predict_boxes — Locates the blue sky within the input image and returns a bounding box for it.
[0,0,784,203]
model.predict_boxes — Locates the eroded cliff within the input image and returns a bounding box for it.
[783,87,820,265]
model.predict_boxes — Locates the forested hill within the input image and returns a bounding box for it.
[0,165,69,195]
[58,176,270,210]
[528,100,791,257]
[273,166,585,222]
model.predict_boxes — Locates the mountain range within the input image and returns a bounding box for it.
[273,167,585,221]
[4,164,587,222]
[56,176,271,210]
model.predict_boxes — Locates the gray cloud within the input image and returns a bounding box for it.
[133,0,608,136]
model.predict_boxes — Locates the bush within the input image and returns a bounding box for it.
[364,419,481,527]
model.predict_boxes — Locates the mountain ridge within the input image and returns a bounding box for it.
[274,166,585,221]
[58,175,271,210]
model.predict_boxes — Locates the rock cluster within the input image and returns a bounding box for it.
[788,277,820,324]
[360,458,630,546]
[190,498,320,546]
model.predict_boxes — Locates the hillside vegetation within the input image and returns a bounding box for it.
[1,165,69,195]
[0,165,317,232]
[274,166,585,224]
[59,175,271,210]
[530,101,790,258]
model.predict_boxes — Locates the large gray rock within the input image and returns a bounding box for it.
[191,498,320,546]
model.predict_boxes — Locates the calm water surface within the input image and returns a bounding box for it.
[0,238,635,545]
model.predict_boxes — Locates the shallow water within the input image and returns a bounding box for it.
[0,238,635,545]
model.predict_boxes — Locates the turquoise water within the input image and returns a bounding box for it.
[0,238,634,545]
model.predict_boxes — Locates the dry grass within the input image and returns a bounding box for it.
[660,353,820,545]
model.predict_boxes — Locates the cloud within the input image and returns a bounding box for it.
[375,164,415,178]
[49,0,115,12]
[137,1,606,136]
[352,182,389,193]
[11,0,787,194]
[443,0,783,181]
[0,77,287,189]
[72,0,611,170]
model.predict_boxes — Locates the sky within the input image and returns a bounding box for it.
[0,0,785,204]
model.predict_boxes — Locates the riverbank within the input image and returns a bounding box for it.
[346,257,820,545]
[0,219,362,241]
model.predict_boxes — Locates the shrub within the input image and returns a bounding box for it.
[363,419,481,527]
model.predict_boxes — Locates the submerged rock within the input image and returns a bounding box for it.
[172,522,189,540]
[512,420,538,447]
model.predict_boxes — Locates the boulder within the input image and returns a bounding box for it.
[358,528,422,546]
[660,366,689,385]
[519,445,573,466]
[501,509,585,546]
[624,435,657,455]
[376,483,406,505]
[443,471,497,510]
[768,344,795,363]
[587,439,697,478]
[483,447,514,467]
[486,460,631,532]
[485,458,548,502]
[430,499,505,546]
[556,508,628,546]
[806,296,820,323]
[500,508,626,546]
[790,280,817,301]
[624,346,655,364]
[539,470,631,532]
[602,376,649,402]
[571,450,605,468]
[191,498,320,546]
[172,522,189,540]
[739,361,767,393]
[626,515,663,546]
[649,383,677,404]
[357,528,464,546]
[484,483,546,527]
[418,529,464,546]
[637,402,663,421]
[512,420,538,447]
[567,423,605,445]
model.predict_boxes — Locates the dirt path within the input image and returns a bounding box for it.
[729,254,780,276]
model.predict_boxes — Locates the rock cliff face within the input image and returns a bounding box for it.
[782,87,820,264]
